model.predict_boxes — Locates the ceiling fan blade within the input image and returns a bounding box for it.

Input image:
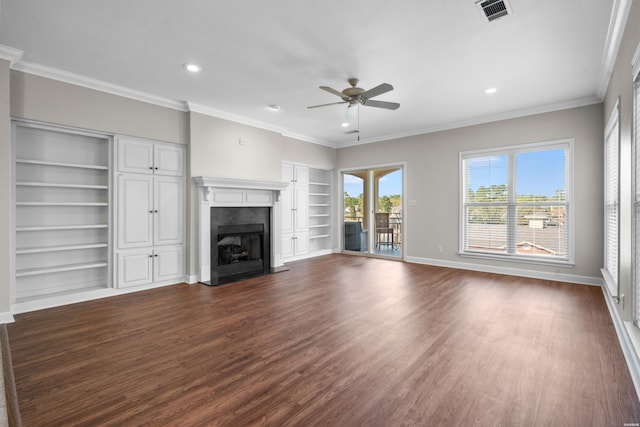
[307,101,348,109]
[362,99,400,110]
[320,86,350,100]
[360,83,393,100]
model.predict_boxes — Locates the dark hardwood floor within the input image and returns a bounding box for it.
[7,254,640,426]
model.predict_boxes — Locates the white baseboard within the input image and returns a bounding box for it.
[186,275,200,284]
[0,312,15,324]
[601,287,640,401]
[405,256,602,286]
[11,279,184,315]
[282,249,335,264]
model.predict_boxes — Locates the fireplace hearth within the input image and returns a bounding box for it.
[209,207,270,285]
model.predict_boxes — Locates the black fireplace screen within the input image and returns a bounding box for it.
[217,226,263,266]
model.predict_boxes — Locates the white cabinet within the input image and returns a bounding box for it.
[13,121,111,303]
[115,136,185,288]
[116,175,184,249]
[282,232,308,259]
[117,136,184,176]
[117,175,153,248]
[281,163,333,260]
[282,163,309,259]
[117,245,184,288]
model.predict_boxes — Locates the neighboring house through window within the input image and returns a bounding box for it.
[460,140,572,265]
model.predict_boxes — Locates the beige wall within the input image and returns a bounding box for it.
[187,111,336,276]
[603,1,640,321]
[10,71,188,144]
[0,60,11,314]
[338,103,604,281]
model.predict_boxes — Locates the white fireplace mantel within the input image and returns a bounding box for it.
[193,176,290,283]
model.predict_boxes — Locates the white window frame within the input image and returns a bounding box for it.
[603,100,620,299]
[459,139,573,266]
[632,42,640,326]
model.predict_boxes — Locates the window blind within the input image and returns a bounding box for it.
[604,103,619,298]
[461,141,570,263]
[634,76,640,325]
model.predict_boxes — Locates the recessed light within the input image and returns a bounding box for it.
[267,105,281,112]
[183,63,201,73]
[485,87,497,94]
[341,122,350,127]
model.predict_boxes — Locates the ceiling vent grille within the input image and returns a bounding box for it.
[476,0,512,22]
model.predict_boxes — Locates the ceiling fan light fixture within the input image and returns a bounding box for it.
[485,87,498,94]
[341,122,350,127]
[183,63,201,73]
[267,104,281,111]
[346,103,359,120]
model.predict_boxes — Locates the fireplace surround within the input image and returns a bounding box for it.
[210,207,270,285]
[193,176,290,285]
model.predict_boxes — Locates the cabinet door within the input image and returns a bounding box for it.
[154,245,184,282]
[117,138,154,174]
[117,249,153,288]
[282,233,294,259]
[117,175,153,248]
[154,176,184,246]
[294,186,308,233]
[294,165,309,186]
[154,143,185,176]
[281,186,294,235]
[294,233,309,256]
[282,162,294,184]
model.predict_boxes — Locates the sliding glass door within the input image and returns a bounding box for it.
[342,166,403,259]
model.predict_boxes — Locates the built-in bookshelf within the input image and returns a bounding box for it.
[13,122,111,302]
[307,167,332,254]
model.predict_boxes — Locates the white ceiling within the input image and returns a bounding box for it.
[0,0,617,147]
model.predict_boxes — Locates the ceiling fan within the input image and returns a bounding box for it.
[307,78,400,111]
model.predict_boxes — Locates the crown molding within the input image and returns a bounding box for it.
[596,0,633,99]
[0,44,23,66]
[336,95,602,149]
[187,102,334,148]
[11,60,188,111]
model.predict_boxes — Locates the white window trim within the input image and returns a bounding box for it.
[459,139,574,266]
[632,43,640,326]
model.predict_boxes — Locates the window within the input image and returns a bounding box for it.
[603,102,620,298]
[460,140,571,264]
[633,51,640,325]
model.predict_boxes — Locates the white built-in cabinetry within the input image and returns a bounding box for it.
[281,163,308,259]
[115,136,185,288]
[13,122,111,303]
[307,167,333,254]
[281,162,332,260]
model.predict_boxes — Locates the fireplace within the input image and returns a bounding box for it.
[210,207,270,285]
[193,176,290,286]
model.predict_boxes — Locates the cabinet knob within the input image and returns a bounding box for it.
[149,210,153,213]
[149,166,153,170]
[155,254,158,257]
[154,210,158,213]
[154,167,158,170]
[149,254,153,258]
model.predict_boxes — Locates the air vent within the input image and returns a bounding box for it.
[476,0,512,22]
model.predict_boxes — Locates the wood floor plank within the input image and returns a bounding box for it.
[6,254,640,426]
